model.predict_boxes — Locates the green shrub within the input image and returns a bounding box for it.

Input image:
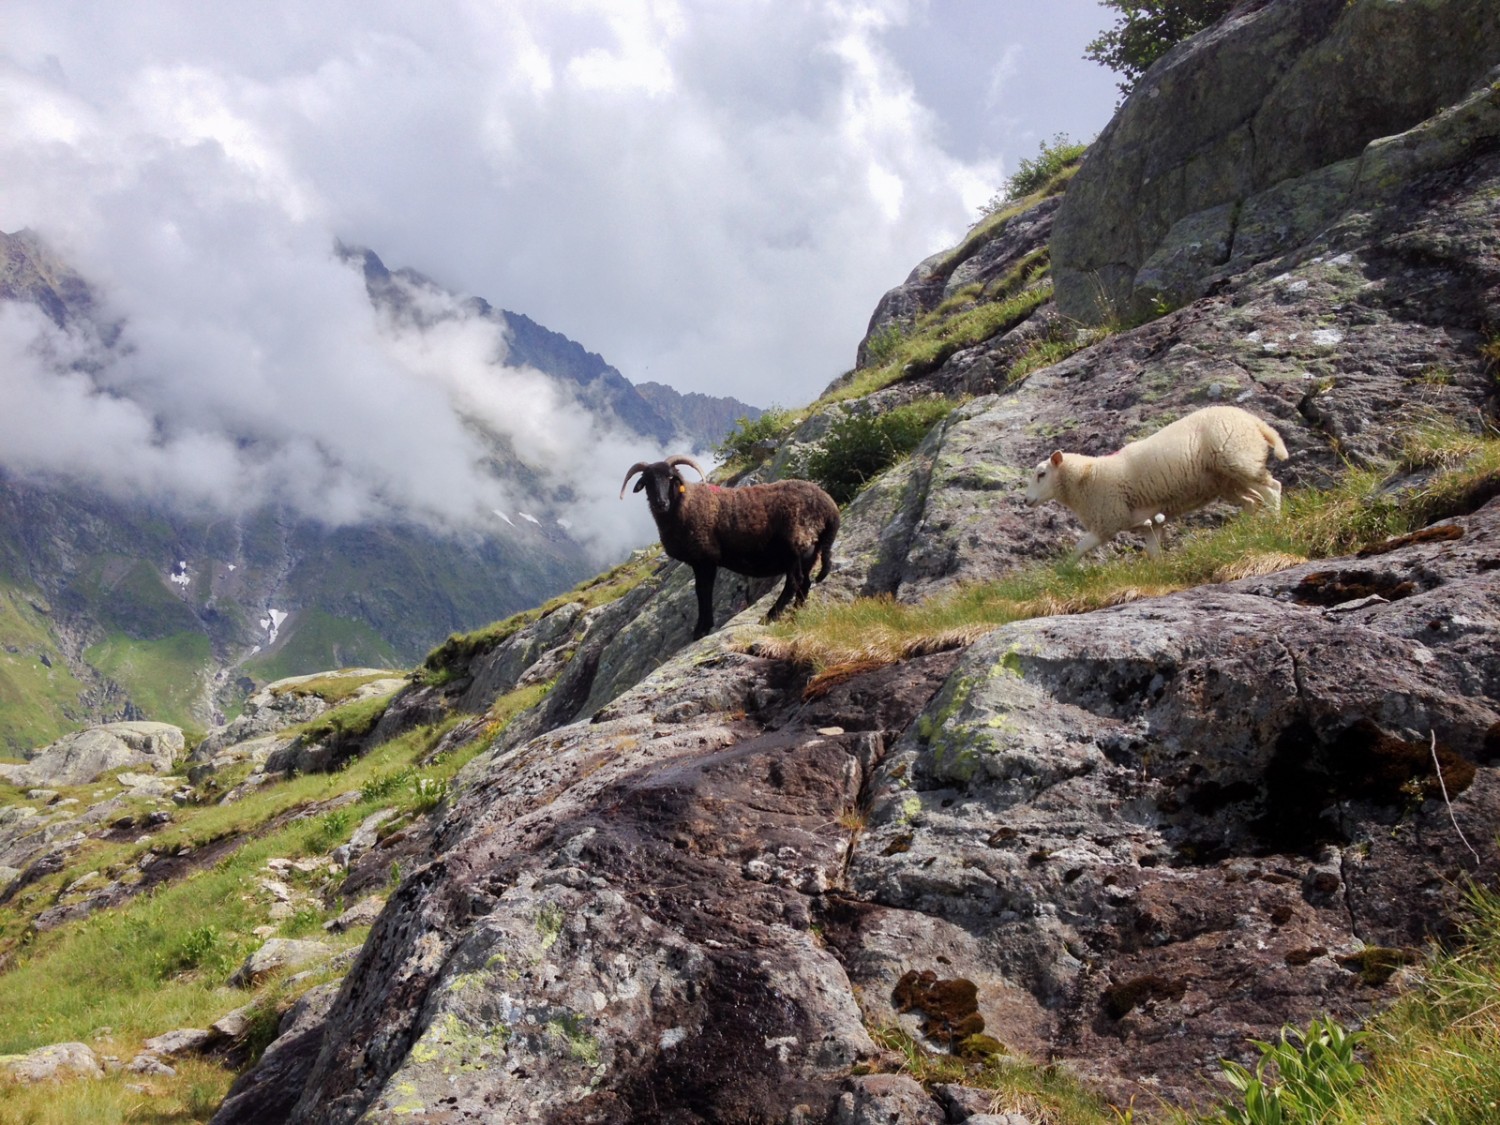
[794,399,955,504]
[302,808,354,854]
[1003,134,1089,200]
[1086,0,1236,98]
[714,406,797,467]
[864,323,907,364]
[1204,1018,1367,1125]
[361,766,414,802]
[154,923,241,980]
[411,775,449,814]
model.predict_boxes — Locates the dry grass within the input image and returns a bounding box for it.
[757,421,1500,676]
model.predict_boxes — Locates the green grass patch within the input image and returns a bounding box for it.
[989,133,1089,206]
[421,550,662,685]
[762,421,1500,676]
[0,1057,234,1124]
[0,702,501,1064]
[0,582,89,755]
[866,1023,1122,1123]
[826,279,1053,405]
[1008,322,1117,384]
[289,693,392,745]
[243,608,399,687]
[84,631,213,733]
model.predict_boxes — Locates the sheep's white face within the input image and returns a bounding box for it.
[1024,453,1062,506]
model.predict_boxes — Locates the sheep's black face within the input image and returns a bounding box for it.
[636,468,682,516]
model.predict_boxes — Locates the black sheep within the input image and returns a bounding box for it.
[620,455,840,639]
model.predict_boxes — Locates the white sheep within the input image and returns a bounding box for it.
[1023,405,1289,560]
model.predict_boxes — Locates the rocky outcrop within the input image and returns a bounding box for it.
[214,498,1500,1122]
[0,721,183,788]
[1052,0,1500,322]
[0,1041,104,1083]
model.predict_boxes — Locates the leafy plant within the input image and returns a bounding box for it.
[1204,1018,1367,1125]
[153,922,241,981]
[1003,134,1090,200]
[713,406,797,467]
[793,398,956,504]
[1085,0,1237,98]
[864,322,907,364]
[361,766,415,802]
[302,807,354,854]
[411,775,449,814]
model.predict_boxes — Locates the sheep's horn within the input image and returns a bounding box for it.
[619,462,651,499]
[665,454,705,480]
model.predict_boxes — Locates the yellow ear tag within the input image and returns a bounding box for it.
[678,484,686,494]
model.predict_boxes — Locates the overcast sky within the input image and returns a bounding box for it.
[1,0,1119,554]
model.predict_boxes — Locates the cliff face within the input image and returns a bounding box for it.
[201,7,1500,1120]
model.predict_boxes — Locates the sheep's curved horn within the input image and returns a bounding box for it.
[665,454,705,481]
[620,461,652,499]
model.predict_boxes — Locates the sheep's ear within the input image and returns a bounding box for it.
[633,478,646,493]
[1049,450,1064,467]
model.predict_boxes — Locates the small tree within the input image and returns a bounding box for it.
[1085,0,1237,98]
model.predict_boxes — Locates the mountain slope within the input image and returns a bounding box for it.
[0,235,756,745]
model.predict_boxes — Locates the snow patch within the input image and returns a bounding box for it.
[492,509,516,528]
[259,608,289,645]
[518,511,541,525]
[170,560,190,587]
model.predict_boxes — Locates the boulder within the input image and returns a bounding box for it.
[0,1041,103,1082]
[229,938,335,988]
[0,722,183,788]
[1052,0,1500,321]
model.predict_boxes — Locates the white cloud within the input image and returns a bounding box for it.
[0,0,1116,558]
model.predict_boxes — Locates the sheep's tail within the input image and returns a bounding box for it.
[1259,419,1289,461]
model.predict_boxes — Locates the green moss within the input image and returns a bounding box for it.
[536,903,565,950]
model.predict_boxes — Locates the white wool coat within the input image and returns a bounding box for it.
[1024,405,1289,559]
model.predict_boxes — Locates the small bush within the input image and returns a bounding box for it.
[864,322,907,364]
[411,776,449,814]
[794,399,956,504]
[1204,1018,1367,1125]
[154,923,240,980]
[361,766,414,802]
[988,134,1089,206]
[714,407,797,467]
[302,808,354,854]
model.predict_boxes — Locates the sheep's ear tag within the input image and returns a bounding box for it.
[678,484,686,494]
[1049,450,1064,467]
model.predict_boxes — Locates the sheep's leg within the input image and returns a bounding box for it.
[1261,476,1283,513]
[691,563,717,639]
[1069,530,1108,561]
[764,570,800,622]
[1133,512,1166,557]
